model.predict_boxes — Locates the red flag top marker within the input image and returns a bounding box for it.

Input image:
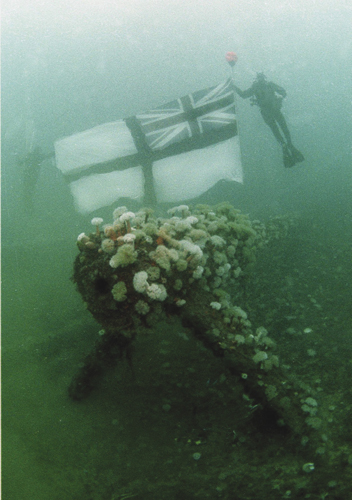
[225,52,238,67]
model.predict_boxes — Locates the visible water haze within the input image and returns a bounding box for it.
[2,1,352,498]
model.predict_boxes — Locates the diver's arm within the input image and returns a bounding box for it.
[231,81,254,99]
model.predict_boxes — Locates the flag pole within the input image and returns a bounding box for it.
[225,51,238,82]
[142,159,157,207]
[124,116,157,207]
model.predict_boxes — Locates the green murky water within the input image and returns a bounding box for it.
[2,1,351,498]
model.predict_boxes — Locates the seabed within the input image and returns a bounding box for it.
[2,208,352,500]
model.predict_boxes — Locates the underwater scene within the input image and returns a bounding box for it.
[2,1,352,499]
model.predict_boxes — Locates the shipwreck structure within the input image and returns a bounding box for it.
[70,203,326,455]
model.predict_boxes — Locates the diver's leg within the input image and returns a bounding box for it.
[261,110,295,167]
[275,111,293,146]
[261,110,285,145]
[276,111,304,163]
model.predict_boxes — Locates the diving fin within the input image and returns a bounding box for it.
[282,144,295,168]
[289,145,305,164]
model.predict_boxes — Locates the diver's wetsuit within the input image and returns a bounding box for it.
[233,75,304,168]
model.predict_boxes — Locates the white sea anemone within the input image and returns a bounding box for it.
[210,301,221,310]
[252,351,268,364]
[185,216,198,225]
[113,206,127,219]
[119,211,135,232]
[146,283,167,301]
[210,235,226,248]
[103,225,116,238]
[175,299,186,307]
[120,211,135,222]
[133,271,149,293]
[109,254,120,268]
[77,232,89,243]
[91,217,104,235]
[123,233,136,244]
[91,217,103,226]
[109,244,137,268]
[174,220,192,232]
[135,300,150,315]
[192,266,204,280]
[111,282,127,302]
[101,238,116,253]
[179,240,203,259]
[167,205,189,218]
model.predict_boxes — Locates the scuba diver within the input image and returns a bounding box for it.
[232,73,304,168]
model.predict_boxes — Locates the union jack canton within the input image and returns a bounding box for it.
[134,78,237,156]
